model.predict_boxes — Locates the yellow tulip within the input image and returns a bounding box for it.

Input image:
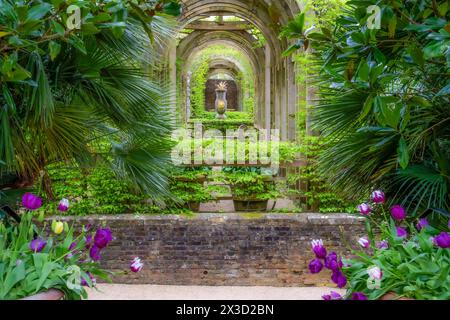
[52,221,64,235]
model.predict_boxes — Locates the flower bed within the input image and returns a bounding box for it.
[308,191,450,300]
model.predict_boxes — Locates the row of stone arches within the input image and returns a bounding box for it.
[167,0,304,140]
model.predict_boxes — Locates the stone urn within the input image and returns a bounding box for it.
[215,81,228,119]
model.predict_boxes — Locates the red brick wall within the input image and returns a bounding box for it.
[51,213,365,287]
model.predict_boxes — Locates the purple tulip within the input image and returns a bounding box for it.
[371,190,385,204]
[331,270,347,288]
[94,228,113,249]
[85,235,93,249]
[416,218,429,230]
[57,198,69,212]
[391,205,407,221]
[352,292,368,300]
[396,226,408,238]
[81,272,96,287]
[130,257,144,273]
[325,252,342,272]
[89,245,102,261]
[377,240,389,250]
[29,238,46,252]
[309,258,323,274]
[22,193,43,210]
[65,242,78,260]
[322,291,343,300]
[433,232,450,248]
[358,236,370,249]
[69,242,77,251]
[357,203,371,215]
[311,239,327,259]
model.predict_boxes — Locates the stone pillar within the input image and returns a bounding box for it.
[186,71,192,123]
[264,43,271,138]
[169,40,177,120]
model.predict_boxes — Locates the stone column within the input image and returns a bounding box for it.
[186,71,192,123]
[169,40,177,121]
[264,43,271,139]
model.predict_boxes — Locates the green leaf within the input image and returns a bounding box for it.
[0,263,25,298]
[388,15,397,38]
[67,35,86,54]
[163,2,182,16]
[397,137,409,169]
[408,45,424,66]
[50,20,66,36]
[49,41,61,61]
[26,3,52,22]
[357,59,369,81]
[436,82,450,96]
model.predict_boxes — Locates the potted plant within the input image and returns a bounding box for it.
[308,190,450,300]
[0,193,113,300]
[170,167,214,212]
[224,168,279,212]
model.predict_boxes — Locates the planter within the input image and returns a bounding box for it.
[21,289,64,300]
[380,292,414,301]
[233,200,268,212]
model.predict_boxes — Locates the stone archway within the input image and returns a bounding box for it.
[170,0,301,140]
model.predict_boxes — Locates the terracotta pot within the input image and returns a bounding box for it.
[21,289,64,300]
[380,292,414,300]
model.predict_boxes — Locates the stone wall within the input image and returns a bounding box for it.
[53,213,365,287]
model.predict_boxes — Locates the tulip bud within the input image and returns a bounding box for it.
[416,218,429,230]
[396,226,408,238]
[367,266,382,280]
[311,239,327,259]
[358,236,370,249]
[51,221,64,235]
[391,205,407,221]
[58,198,70,212]
[357,203,371,215]
[22,193,43,210]
[371,190,385,204]
[308,258,323,274]
[433,232,450,248]
[130,257,144,273]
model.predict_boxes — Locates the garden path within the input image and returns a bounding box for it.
[87,284,342,300]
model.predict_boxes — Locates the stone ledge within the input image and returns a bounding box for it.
[47,213,363,225]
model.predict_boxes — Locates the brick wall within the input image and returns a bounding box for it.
[53,213,365,287]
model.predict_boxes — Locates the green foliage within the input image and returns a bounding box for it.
[285,1,450,217]
[0,0,181,200]
[38,163,160,216]
[190,56,210,116]
[187,44,255,116]
[168,167,214,206]
[223,168,279,201]
[288,133,357,213]
[0,211,110,300]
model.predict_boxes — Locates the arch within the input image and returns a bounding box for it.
[173,0,301,140]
